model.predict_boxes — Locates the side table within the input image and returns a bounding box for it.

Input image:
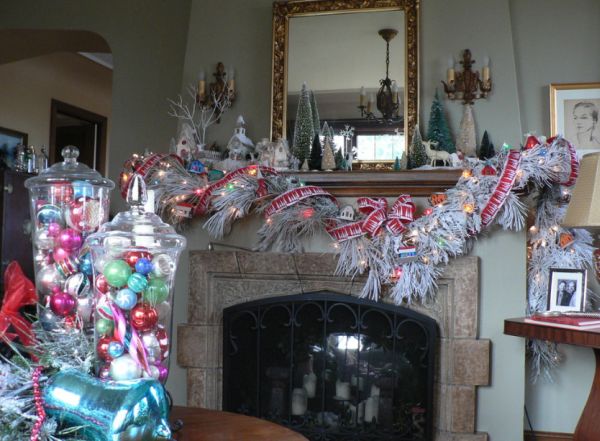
[505,317,600,441]
[170,406,308,441]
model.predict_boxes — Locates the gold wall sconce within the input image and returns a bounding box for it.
[441,49,491,105]
[196,62,236,121]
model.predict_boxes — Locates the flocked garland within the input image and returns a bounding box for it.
[120,135,595,378]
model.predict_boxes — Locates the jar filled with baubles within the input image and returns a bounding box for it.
[86,174,186,383]
[25,146,114,333]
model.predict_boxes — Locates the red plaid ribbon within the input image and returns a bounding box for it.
[264,186,336,218]
[358,195,415,236]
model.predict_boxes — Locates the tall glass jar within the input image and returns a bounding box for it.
[25,146,114,332]
[86,175,186,383]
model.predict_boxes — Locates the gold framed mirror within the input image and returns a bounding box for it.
[271,0,419,169]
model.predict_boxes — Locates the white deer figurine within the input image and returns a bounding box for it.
[423,140,450,167]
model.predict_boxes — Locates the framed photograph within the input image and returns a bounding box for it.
[0,126,27,169]
[547,268,588,312]
[550,82,600,152]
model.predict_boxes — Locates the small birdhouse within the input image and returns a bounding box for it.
[188,160,206,174]
[481,164,497,176]
[175,203,193,218]
[337,205,355,221]
[558,232,574,249]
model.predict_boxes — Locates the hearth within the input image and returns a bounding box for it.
[222,291,437,441]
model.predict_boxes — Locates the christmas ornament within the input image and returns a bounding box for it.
[47,221,62,237]
[143,364,162,380]
[103,259,132,287]
[108,340,125,358]
[134,257,153,275]
[97,335,115,361]
[40,308,62,331]
[72,179,94,198]
[95,273,110,294]
[124,250,153,268]
[114,288,138,311]
[110,354,142,380]
[34,228,55,250]
[95,317,114,336]
[524,134,541,150]
[54,255,80,278]
[65,197,104,232]
[50,292,76,316]
[35,265,64,295]
[141,332,162,362]
[43,370,171,441]
[96,296,115,321]
[36,204,62,225]
[64,272,90,297]
[78,251,94,276]
[142,278,168,304]
[49,181,74,203]
[130,304,159,332]
[76,296,94,324]
[56,228,83,252]
[151,254,175,278]
[127,272,148,293]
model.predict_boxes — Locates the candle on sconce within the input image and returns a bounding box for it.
[291,388,308,415]
[391,81,399,104]
[359,86,366,107]
[335,380,351,400]
[482,56,490,82]
[197,71,206,101]
[303,372,317,398]
[447,56,455,83]
[227,67,235,94]
[366,94,375,114]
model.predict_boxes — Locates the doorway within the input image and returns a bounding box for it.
[50,99,107,174]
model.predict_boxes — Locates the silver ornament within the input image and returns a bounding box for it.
[36,265,65,296]
[40,308,61,331]
[142,365,161,380]
[93,254,110,273]
[155,301,171,320]
[151,254,175,278]
[34,228,55,251]
[109,354,142,381]
[65,273,90,297]
[76,296,93,324]
[34,250,48,266]
[141,332,161,362]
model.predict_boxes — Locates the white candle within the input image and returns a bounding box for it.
[351,375,364,391]
[336,381,351,400]
[364,396,379,423]
[197,71,206,100]
[359,86,366,106]
[370,384,380,397]
[447,56,455,83]
[291,388,307,415]
[303,372,317,398]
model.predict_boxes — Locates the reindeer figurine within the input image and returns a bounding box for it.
[423,140,451,167]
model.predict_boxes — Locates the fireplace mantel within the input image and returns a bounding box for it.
[178,251,490,441]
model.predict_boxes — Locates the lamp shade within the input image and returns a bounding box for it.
[563,152,600,228]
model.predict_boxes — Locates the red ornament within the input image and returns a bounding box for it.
[95,274,110,294]
[64,314,81,330]
[481,165,497,176]
[124,250,153,268]
[155,325,170,360]
[97,336,115,361]
[524,135,540,150]
[49,181,73,203]
[130,303,159,332]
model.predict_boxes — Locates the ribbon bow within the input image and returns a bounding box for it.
[358,195,415,236]
[0,262,37,347]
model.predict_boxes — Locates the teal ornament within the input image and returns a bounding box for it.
[72,180,94,199]
[208,169,225,181]
[114,288,138,311]
[127,272,148,293]
[104,259,132,287]
[43,369,171,441]
[142,278,169,305]
[108,341,125,358]
[37,204,62,225]
[79,252,94,276]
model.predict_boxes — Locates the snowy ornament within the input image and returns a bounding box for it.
[337,205,355,222]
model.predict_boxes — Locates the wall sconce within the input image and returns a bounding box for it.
[196,62,236,121]
[441,49,491,105]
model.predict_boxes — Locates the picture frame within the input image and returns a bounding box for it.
[547,268,588,313]
[550,82,600,153]
[0,126,28,169]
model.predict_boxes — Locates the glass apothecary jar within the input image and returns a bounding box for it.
[25,146,114,332]
[86,175,186,383]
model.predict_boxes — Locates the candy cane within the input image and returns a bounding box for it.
[109,303,151,376]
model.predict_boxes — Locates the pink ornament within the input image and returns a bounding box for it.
[53,247,70,262]
[155,362,169,382]
[95,274,110,294]
[98,363,112,380]
[47,222,62,237]
[50,292,76,316]
[57,228,83,252]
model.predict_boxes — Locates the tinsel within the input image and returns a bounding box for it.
[0,318,92,441]
[121,136,595,377]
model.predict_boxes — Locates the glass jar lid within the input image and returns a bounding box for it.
[87,174,186,250]
[25,146,115,189]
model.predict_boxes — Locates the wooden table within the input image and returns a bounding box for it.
[170,406,308,441]
[505,318,600,441]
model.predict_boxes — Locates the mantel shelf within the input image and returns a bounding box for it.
[284,169,463,197]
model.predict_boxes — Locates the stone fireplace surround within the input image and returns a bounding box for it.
[178,251,490,441]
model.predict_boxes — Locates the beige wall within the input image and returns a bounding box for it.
[0,52,111,151]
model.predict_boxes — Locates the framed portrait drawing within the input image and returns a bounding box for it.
[0,126,27,169]
[550,82,600,152]
[547,268,588,313]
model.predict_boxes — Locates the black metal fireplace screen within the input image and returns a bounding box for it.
[223,291,437,441]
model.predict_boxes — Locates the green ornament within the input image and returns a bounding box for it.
[127,272,148,293]
[142,278,169,305]
[95,318,114,336]
[103,260,132,288]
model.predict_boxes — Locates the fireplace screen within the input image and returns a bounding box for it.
[223,291,437,441]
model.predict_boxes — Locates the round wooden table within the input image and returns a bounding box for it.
[170,406,307,441]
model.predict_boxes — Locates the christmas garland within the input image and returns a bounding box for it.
[121,135,595,377]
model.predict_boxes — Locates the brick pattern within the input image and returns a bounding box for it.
[178,251,489,439]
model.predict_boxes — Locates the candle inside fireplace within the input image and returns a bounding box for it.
[364,396,379,423]
[291,388,307,415]
[336,381,351,400]
[303,372,317,398]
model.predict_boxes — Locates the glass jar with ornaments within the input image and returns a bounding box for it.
[25,146,114,333]
[86,174,186,383]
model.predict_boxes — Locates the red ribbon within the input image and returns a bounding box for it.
[480,150,521,228]
[0,262,37,347]
[358,195,415,236]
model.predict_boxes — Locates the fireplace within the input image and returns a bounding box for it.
[222,291,437,440]
[178,251,490,441]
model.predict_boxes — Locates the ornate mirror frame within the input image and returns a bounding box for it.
[270,0,420,170]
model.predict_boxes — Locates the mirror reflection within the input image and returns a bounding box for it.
[286,11,405,162]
